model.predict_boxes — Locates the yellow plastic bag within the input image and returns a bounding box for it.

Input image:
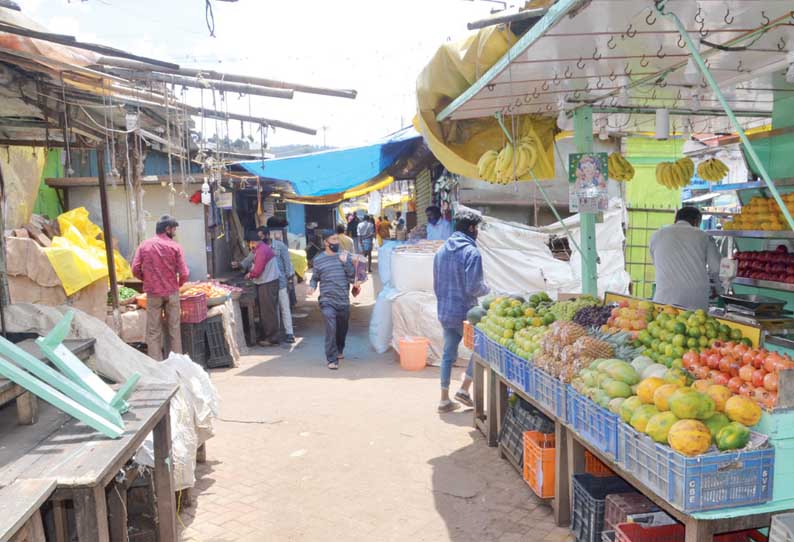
[45,207,133,296]
[289,249,308,280]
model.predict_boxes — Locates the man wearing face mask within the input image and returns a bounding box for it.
[308,232,357,370]
[433,209,489,412]
[425,205,453,241]
[244,226,282,346]
[132,215,190,360]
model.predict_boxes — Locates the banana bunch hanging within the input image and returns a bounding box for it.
[697,158,729,182]
[607,152,635,182]
[656,157,695,190]
[477,134,540,185]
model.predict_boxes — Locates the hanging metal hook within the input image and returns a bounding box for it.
[698,19,709,38]
[553,72,561,85]
[656,44,666,59]
[724,7,734,25]
[646,9,656,26]
[761,11,770,26]
[778,37,787,51]
[564,66,573,78]
[532,87,541,99]
[573,90,582,100]
[694,7,704,24]
[542,80,549,91]
[545,104,553,112]
[610,97,618,107]
[608,70,617,82]
[596,77,604,89]
[657,78,668,88]
[677,34,686,48]
[700,77,708,89]
[592,47,602,61]
[640,54,650,68]
[486,83,495,92]
[737,59,748,73]
[624,63,633,76]
[625,23,636,38]
[607,36,616,50]
[583,81,591,92]
[577,57,586,69]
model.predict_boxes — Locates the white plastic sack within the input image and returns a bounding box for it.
[369,287,399,354]
[377,240,403,288]
[392,251,436,293]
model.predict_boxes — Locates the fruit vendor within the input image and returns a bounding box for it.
[650,206,721,310]
[433,209,490,413]
[307,232,358,370]
[425,205,453,241]
[132,215,190,361]
[242,227,282,347]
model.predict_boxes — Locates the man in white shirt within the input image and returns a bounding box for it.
[426,206,453,241]
[650,206,721,310]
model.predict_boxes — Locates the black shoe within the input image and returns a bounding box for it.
[285,335,295,344]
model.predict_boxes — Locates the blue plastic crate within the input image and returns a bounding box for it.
[504,352,517,384]
[484,337,502,370]
[566,387,619,459]
[617,423,774,513]
[517,357,533,395]
[572,474,634,542]
[473,328,486,358]
[529,366,566,419]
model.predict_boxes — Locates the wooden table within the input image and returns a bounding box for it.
[0,479,55,542]
[473,353,782,542]
[0,383,178,542]
[0,339,95,426]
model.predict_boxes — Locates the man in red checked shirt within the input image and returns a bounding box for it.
[132,215,190,360]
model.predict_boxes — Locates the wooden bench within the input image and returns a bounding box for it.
[0,479,55,542]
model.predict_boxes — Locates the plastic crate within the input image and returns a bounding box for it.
[617,423,774,513]
[567,387,620,459]
[180,321,207,366]
[586,450,617,477]
[770,512,794,542]
[523,431,556,499]
[572,474,634,542]
[180,293,208,324]
[463,321,474,350]
[485,337,503,371]
[615,523,767,542]
[204,315,233,368]
[499,406,525,466]
[602,532,616,542]
[473,328,486,358]
[604,492,659,531]
[530,366,567,418]
[517,357,533,395]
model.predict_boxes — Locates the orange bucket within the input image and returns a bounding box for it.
[398,337,430,371]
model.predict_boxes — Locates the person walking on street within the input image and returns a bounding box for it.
[268,227,296,344]
[433,209,490,412]
[244,227,282,346]
[336,224,354,253]
[132,215,190,361]
[357,215,375,273]
[308,232,357,370]
[377,215,392,246]
[347,213,361,254]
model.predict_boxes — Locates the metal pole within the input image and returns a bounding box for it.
[0,163,9,337]
[574,105,598,296]
[97,147,120,329]
[658,4,794,232]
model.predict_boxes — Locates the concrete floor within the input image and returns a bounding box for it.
[178,272,568,542]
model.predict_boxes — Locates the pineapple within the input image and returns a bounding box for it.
[572,336,614,359]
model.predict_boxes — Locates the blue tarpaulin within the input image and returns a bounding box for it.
[237,127,420,197]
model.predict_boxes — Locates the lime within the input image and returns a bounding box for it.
[664,344,674,357]
[659,331,670,342]
[719,324,730,336]
[705,327,717,339]
[638,330,652,345]
[687,338,698,349]
[665,320,677,332]
[730,328,742,341]
[532,317,543,327]
[658,313,671,324]
[503,329,514,339]
[699,336,710,347]
[671,358,684,371]
[672,346,685,358]
[524,308,536,318]
[651,339,662,352]
[672,334,686,347]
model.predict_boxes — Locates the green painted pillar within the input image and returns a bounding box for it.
[574,106,598,296]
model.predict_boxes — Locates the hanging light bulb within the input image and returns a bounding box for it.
[655,108,670,140]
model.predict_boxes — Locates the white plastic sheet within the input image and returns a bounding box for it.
[391,249,435,293]
[369,286,399,354]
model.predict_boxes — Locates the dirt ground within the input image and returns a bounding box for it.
[178,268,568,542]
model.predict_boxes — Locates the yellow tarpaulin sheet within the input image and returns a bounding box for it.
[289,249,308,279]
[44,207,133,296]
[414,25,555,180]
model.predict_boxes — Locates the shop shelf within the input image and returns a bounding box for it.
[523,430,555,499]
[732,277,794,293]
[706,230,794,239]
[586,450,617,477]
[604,492,659,531]
[572,474,634,542]
[530,366,566,419]
[566,387,620,459]
[615,523,766,542]
[617,423,774,513]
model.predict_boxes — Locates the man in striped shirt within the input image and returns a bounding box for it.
[308,233,357,370]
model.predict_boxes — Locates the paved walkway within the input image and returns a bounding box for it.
[178,276,568,541]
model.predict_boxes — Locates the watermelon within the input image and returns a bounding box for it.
[466,306,487,324]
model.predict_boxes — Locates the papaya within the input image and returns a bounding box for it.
[589,359,608,371]
[645,411,679,443]
[669,389,715,420]
[620,396,643,423]
[716,422,751,451]
[668,419,712,456]
[631,356,654,374]
[637,377,665,404]
[592,389,611,409]
[602,378,632,399]
[691,379,712,393]
[630,404,659,433]
[603,361,640,385]
[653,383,680,412]
[705,385,732,413]
[581,370,597,388]
[725,396,762,427]
[608,397,626,415]
[703,412,731,441]
[664,368,688,387]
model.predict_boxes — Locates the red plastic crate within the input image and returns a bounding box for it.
[523,431,556,499]
[180,293,208,324]
[615,523,766,542]
[586,450,616,477]
[604,493,659,531]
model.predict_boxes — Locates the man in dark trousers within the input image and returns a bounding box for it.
[308,232,357,370]
[433,209,490,412]
[132,215,190,361]
[245,227,281,346]
[347,213,361,253]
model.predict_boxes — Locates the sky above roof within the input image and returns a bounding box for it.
[20,0,492,149]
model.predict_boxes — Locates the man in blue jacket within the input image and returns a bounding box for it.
[433,209,490,413]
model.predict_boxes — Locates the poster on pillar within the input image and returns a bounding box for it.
[568,153,609,213]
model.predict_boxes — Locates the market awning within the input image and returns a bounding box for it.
[433,0,789,134]
[236,127,421,197]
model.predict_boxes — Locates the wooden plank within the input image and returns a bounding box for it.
[52,502,68,542]
[554,423,570,527]
[0,384,177,488]
[0,479,56,541]
[15,392,37,425]
[9,510,46,542]
[74,485,109,542]
[153,408,177,542]
[106,480,128,542]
